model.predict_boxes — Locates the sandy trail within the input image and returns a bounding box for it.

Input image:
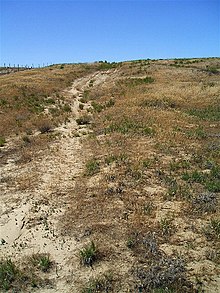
[0,69,117,292]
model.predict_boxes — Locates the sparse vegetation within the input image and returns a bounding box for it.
[0,136,6,147]
[80,241,97,266]
[1,58,220,292]
[85,158,100,176]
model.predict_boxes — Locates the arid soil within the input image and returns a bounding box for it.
[0,60,220,292]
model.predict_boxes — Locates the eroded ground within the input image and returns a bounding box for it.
[0,59,220,292]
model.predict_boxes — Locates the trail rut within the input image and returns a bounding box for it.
[0,69,117,292]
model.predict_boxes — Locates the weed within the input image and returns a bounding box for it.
[105,98,115,108]
[86,159,100,176]
[22,135,31,144]
[136,256,192,292]
[0,136,6,147]
[206,249,220,264]
[0,258,19,290]
[79,103,84,110]
[38,121,52,134]
[143,201,154,215]
[187,105,220,121]
[186,127,207,139]
[105,153,127,165]
[192,192,217,214]
[206,66,219,74]
[159,218,174,237]
[30,253,52,272]
[125,76,154,87]
[91,101,104,113]
[80,241,97,266]
[82,272,114,292]
[140,99,176,109]
[76,115,91,125]
[204,219,220,240]
[105,117,154,136]
[63,103,72,112]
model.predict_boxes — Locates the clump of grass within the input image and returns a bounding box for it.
[38,121,52,134]
[206,66,219,74]
[0,136,6,147]
[82,272,114,292]
[186,127,207,139]
[0,259,19,291]
[143,201,155,215]
[105,117,154,136]
[125,76,154,86]
[30,253,52,272]
[91,101,104,113]
[140,99,176,109]
[206,249,220,264]
[204,219,220,240]
[104,153,128,165]
[79,103,84,110]
[192,192,217,214]
[136,256,193,292]
[85,159,100,176]
[80,241,97,266]
[63,103,72,112]
[76,115,91,125]
[182,164,220,193]
[159,218,174,237]
[187,105,220,121]
[22,135,31,144]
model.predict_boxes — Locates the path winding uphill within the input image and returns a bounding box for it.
[0,69,117,292]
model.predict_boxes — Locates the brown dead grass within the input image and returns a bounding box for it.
[1,58,219,292]
[62,58,220,291]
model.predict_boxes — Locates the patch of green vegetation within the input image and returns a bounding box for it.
[186,127,207,139]
[105,153,128,165]
[98,61,118,70]
[45,97,56,104]
[0,136,6,147]
[86,159,100,176]
[204,219,220,240]
[31,253,52,272]
[105,117,155,136]
[143,201,155,215]
[91,101,104,113]
[182,164,220,193]
[0,259,19,291]
[140,99,176,109]
[206,66,219,74]
[187,105,220,121]
[63,103,72,112]
[80,241,97,266]
[125,76,154,87]
[159,218,174,237]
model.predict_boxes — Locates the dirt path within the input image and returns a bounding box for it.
[0,69,117,292]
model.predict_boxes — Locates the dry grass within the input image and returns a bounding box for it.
[1,58,220,292]
[0,63,101,138]
[62,58,220,291]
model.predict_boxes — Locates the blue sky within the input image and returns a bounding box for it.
[0,0,219,66]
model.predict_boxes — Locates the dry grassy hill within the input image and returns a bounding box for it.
[0,58,219,292]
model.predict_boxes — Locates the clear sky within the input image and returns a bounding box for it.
[0,0,219,66]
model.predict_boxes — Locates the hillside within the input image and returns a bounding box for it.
[0,58,220,292]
